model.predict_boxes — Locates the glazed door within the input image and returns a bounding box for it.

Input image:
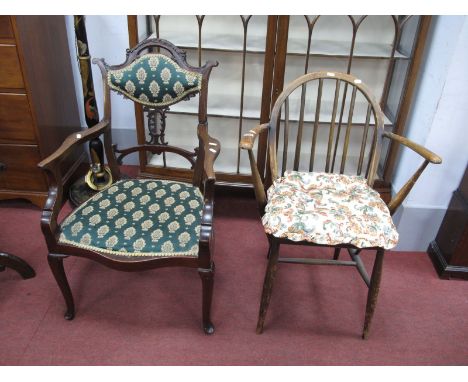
[127,15,431,192]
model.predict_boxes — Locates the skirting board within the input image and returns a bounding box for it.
[427,240,468,280]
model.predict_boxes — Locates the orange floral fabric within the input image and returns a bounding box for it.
[262,171,399,249]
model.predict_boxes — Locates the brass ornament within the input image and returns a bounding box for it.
[85,165,113,191]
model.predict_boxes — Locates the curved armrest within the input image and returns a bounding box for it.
[199,128,220,181]
[240,123,270,215]
[37,119,110,249]
[38,119,110,170]
[197,131,220,267]
[383,132,442,215]
[383,132,442,164]
[240,123,269,150]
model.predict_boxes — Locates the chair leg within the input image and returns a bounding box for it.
[266,241,272,259]
[47,253,75,320]
[362,248,385,339]
[256,239,280,334]
[333,248,341,260]
[198,263,215,335]
[348,249,371,287]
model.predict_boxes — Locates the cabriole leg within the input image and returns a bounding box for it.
[48,253,75,320]
[199,263,215,335]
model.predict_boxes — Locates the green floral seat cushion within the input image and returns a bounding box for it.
[107,53,202,107]
[262,171,399,249]
[59,179,203,257]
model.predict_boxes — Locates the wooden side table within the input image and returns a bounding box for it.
[428,165,468,280]
[0,252,35,279]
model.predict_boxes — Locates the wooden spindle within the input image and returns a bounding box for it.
[358,104,372,175]
[340,85,357,174]
[325,79,341,173]
[309,78,323,172]
[365,112,379,179]
[281,99,290,176]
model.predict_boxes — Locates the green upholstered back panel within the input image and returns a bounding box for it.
[107,53,202,107]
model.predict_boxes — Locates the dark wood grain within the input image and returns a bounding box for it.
[0,144,47,191]
[14,16,82,158]
[0,45,24,88]
[0,16,14,40]
[0,93,35,143]
[0,16,83,206]
[256,16,279,179]
[428,165,468,280]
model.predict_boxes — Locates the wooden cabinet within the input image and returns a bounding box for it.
[126,16,430,198]
[0,16,83,208]
[428,166,468,280]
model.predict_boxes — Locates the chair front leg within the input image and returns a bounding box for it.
[198,263,215,335]
[256,238,280,334]
[48,253,75,320]
[362,248,385,339]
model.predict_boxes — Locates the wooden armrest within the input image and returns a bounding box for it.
[383,132,442,164]
[38,119,110,170]
[384,132,442,215]
[199,128,220,180]
[37,119,110,248]
[239,123,269,214]
[240,123,269,150]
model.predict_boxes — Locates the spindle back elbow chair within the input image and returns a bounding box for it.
[240,71,441,338]
[38,38,220,334]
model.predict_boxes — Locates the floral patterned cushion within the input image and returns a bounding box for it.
[262,171,399,249]
[59,179,203,257]
[107,53,202,107]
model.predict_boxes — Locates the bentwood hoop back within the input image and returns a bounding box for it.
[267,71,384,186]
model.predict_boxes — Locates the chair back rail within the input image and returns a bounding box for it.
[267,71,384,188]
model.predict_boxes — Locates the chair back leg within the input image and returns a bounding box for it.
[256,239,280,334]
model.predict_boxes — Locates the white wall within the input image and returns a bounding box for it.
[392,15,468,250]
[64,15,134,131]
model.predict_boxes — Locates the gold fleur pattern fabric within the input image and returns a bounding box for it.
[262,171,399,249]
[59,179,204,257]
[107,53,202,107]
